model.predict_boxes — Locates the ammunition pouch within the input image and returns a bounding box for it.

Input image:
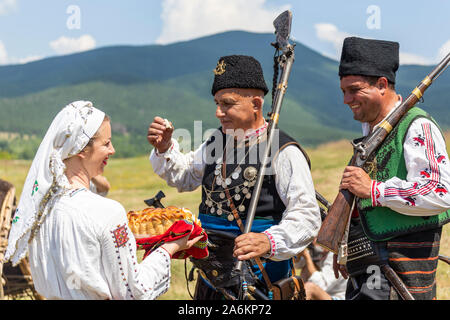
[346,218,389,277]
[272,275,306,300]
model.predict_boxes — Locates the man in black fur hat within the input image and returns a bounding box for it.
[147,55,321,299]
[334,37,450,300]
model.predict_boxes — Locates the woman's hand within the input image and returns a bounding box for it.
[160,229,203,257]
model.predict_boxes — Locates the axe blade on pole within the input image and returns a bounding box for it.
[144,190,166,208]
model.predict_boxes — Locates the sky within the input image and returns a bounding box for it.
[0,0,449,66]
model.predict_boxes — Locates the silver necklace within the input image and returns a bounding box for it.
[203,135,260,220]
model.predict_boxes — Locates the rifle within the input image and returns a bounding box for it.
[317,51,450,254]
[233,10,295,297]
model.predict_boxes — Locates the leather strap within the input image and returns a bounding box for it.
[291,258,297,276]
[291,275,301,292]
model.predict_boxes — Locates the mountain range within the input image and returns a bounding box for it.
[1,31,449,158]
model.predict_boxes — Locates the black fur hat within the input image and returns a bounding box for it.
[339,37,400,83]
[211,55,269,96]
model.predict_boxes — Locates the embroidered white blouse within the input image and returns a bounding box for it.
[28,188,171,300]
[365,107,450,216]
[149,128,322,261]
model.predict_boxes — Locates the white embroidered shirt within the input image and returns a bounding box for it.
[28,188,171,300]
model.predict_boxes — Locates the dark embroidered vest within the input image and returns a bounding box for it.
[198,127,309,228]
[193,127,310,288]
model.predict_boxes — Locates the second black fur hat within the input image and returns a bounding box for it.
[339,37,400,83]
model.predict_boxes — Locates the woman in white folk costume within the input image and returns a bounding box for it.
[4,101,201,300]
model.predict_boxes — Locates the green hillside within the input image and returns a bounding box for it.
[0,31,449,159]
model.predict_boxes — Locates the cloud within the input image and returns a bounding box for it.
[314,23,351,59]
[0,41,8,64]
[0,0,17,15]
[314,22,439,65]
[0,40,42,65]
[399,52,432,66]
[15,55,42,64]
[49,34,96,55]
[156,0,290,44]
[437,40,450,62]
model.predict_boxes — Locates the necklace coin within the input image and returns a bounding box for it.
[243,166,257,181]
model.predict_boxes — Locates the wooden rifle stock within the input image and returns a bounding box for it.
[317,189,354,253]
[316,155,357,253]
[317,52,450,254]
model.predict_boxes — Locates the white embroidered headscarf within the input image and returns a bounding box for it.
[4,101,105,266]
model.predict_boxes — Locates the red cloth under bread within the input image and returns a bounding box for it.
[135,219,208,260]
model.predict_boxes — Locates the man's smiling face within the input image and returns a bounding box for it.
[340,75,384,126]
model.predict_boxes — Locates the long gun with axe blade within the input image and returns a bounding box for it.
[232,10,296,299]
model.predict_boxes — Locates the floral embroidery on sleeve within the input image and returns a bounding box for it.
[385,123,440,200]
[110,224,134,298]
[111,224,129,248]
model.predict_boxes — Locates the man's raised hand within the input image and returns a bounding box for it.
[147,116,174,154]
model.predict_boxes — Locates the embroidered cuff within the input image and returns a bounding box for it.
[157,246,173,259]
[371,180,384,207]
[263,231,276,259]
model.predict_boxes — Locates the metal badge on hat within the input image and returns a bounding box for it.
[213,60,226,75]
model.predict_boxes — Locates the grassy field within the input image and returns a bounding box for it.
[1,138,448,300]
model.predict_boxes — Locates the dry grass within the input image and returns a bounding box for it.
[1,138,448,300]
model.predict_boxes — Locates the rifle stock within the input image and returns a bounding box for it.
[317,189,354,253]
[316,51,450,254]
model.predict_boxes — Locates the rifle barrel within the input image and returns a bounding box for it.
[234,11,295,276]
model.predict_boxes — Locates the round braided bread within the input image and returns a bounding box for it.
[127,206,201,238]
